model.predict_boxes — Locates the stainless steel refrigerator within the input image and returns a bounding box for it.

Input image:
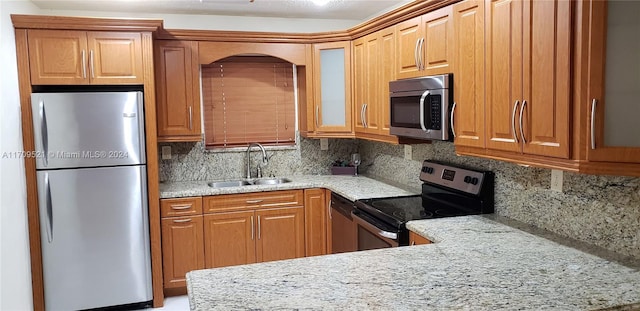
[31,92,152,310]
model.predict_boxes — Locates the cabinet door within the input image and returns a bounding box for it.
[27,30,88,85]
[353,38,367,134]
[155,40,202,141]
[586,0,640,163]
[87,32,143,84]
[379,27,397,135]
[255,207,305,263]
[312,41,353,134]
[485,0,523,153]
[520,0,570,158]
[304,189,328,257]
[422,6,454,75]
[161,216,205,288]
[396,16,423,79]
[364,34,381,133]
[452,0,486,148]
[203,211,256,268]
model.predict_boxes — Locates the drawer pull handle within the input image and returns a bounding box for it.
[171,204,192,210]
[173,219,192,223]
[246,199,264,204]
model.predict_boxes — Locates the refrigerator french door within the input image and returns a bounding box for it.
[31,92,152,310]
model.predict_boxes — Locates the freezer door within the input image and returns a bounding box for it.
[31,92,146,169]
[37,166,152,311]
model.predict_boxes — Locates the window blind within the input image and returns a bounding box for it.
[202,57,296,148]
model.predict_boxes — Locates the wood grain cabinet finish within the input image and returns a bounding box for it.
[160,197,204,289]
[353,27,401,143]
[309,41,354,136]
[27,30,143,85]
[485,0,570,159]
[304,188,328,257]
[451,0,486,148]
[409,231,432,245]
[202,190,305,268]
[154,40,202,142]
[396,6,453,79]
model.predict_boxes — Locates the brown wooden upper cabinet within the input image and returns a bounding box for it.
[27,30,143,85]
[451,0,486,149]
[396,5,453,79]
[585,0,640,164]
[353,27,398,143]
[155,40,202,142]
[310,41,354,136]
[485,0,570,159]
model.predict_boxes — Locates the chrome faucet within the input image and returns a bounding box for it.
[246,143,268,179]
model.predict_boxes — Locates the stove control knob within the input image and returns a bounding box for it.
[464,176,471,183]
[422,166,434,174]
[471,177,479,185]
[421,167,428,173]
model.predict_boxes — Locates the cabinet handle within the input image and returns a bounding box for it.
[315,106,319,129]
[512,100,520,143]
[170,204,192,210]
[360,104,365,128]
[411,240,416,246]
[189,106,193,130]
[450,101,457,138]
[419,90,430,131]
[246,199,263,204]
[591,99,597,150]
[328,201,332,219]
[81,50,87,79]
[418,38,425,70]
[363,104,368,128]
[519,100,527,144]
[257,215,261,240]
[251,216,254,240]
[89,50,95,79]
[414,38,420,70]
[173,218,192,223]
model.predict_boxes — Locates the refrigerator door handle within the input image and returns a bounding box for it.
[44,173,53,243]
[39,99,49,167]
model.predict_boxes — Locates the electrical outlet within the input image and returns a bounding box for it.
[161,146,172,160]
[404,145,412,160]
[551,169,563,192]
[320,138,329,151]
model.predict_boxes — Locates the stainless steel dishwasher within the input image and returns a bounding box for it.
[330,193,357,254]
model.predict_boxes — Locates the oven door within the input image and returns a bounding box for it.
[389,88,449,140]
[352,210,399,250]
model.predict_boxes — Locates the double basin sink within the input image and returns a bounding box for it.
[207,178,292,189]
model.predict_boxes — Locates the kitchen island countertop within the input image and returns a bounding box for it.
[186,215,640,310]
[159,175,419,201]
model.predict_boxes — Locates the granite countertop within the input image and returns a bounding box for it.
[159,175,419,201]
[186,216,640,311]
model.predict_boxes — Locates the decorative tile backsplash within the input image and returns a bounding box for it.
[159,135,357,182]
[358,140,640,260]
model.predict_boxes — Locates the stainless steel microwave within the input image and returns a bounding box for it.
[389,74,452,141]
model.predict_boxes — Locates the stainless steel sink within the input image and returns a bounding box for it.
[207,180,252,188]
[252,178,292,185]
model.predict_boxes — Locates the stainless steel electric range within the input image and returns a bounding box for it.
[353,160,494,250]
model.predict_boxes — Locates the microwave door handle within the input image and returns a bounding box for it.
[419,90,430,131]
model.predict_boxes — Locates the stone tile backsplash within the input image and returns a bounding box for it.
[358,140,640,260]
[159,135,357,182]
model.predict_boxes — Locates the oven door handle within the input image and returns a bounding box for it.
[352,211,398,241]
[419,90,430,132]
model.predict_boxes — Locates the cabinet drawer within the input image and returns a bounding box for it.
[161,197,202,218]
[204,190,303,213]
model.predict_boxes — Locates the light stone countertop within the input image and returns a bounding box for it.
[186,216,640,311]
[159,175,419,201]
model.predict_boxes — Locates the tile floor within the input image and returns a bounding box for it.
[144,295,189,310]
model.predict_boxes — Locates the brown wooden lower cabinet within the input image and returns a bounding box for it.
[160,215,205,289]
[304,188,329,256]
[203,211,256,268]
[204,207,304,268]
[409,230,432,245]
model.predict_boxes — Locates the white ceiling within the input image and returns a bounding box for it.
[30,0,414,21]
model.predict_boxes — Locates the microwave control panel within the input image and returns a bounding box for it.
[429,95,442,130]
